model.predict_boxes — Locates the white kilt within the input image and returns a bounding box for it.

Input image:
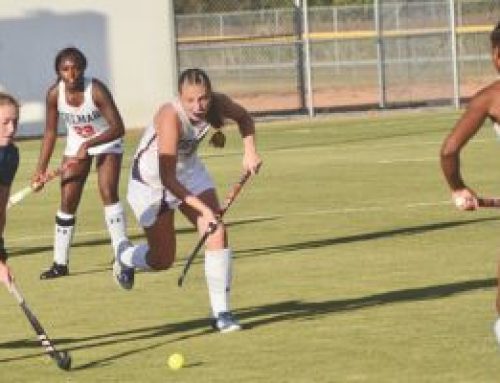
[127,155,214,228]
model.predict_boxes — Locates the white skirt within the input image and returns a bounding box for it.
[127,156,214,228]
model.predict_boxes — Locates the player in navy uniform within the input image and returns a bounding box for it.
[115,68,262,332]
[0,93,21,287]
[33,47,129,279]
[440,22,500,346]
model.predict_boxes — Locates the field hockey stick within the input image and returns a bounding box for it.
[477,197,500,208]
[177,171,252,287]
[8,282,72,370]
[7,160,76,209]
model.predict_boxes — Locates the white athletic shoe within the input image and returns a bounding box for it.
[494,318,500,346]
[112,240,135,290]
[211,312,242,333]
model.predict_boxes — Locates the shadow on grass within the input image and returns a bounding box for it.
[0,316,214,369]
[233,216,500,258]
[0,276,495,369]
[239,277,497,329]
[7,216,276,258]
[161,216,500,271]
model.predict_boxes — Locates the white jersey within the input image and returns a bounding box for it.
[58,77,123,156]
[128,98,214,227]
[131,98,211,188]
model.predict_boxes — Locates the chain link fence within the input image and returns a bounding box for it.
[175,0,500,115]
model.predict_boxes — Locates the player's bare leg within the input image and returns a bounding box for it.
[40,157,91,279]
[96,153,128,259]
[113,207,176,289]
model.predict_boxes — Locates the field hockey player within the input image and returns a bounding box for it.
[32,47,130,279]
[440,22,500,346]
[114,68,262,333]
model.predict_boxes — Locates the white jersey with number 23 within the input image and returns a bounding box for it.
[58,77,123,156]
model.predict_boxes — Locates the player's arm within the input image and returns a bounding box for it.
[33,85,59,187]
[78,79,125,155]
[440,92,489,191]
[440,90,491,210]
[156,105,216,223]
[0,260,12,288]
[215,93,262,175]
[0,234,12,287]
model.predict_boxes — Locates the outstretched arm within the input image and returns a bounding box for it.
[440,91,489,209]
[216,93,262,175]
[0,232,12,287]
[0,260,12,288]
[32,85,59,188]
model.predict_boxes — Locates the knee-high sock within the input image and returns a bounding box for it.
[205,248,232,317]
[104,202,127,256]
[54,211,75,266]
[120,243,151,270]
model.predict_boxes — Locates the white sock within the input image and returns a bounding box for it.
[494,318,500,345]
[120,243,151,270]
[205,248,232,317]
[54,211,75,266]
[104,202,127,255]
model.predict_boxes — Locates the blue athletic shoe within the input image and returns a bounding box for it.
[211,312,242,333]
[112,240,135,290]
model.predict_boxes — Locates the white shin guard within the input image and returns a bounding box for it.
[104,202,128,256]
[205,248,232,317]
[54,211,75,266]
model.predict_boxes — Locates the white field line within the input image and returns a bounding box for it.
[7,200,453,245]
[8,227,145,245]
[263,137,492,156]
[377,157,436,164]
[14,137,493,166]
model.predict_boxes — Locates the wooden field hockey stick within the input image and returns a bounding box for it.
[7,160,77,209]
[8,282,72,370]
[177,171,252,287]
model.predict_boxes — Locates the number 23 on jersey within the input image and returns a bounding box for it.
[74,124,96,138]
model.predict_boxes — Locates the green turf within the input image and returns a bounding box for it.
[1,108,500,382]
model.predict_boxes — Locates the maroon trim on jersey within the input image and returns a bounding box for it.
[131,133,157,184]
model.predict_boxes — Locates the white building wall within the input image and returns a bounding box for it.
[0,0,177,135]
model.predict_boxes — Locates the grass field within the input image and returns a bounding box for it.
[2,108,500,382]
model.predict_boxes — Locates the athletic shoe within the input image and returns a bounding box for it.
[494,318,500,346]
[112,240,134,290]
[211,311,242,333]
[40,262,68,280]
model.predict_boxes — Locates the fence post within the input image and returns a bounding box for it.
[293,0,306,112]
[293,0,314,117]
[301,0,314,117]
[449,0,460,109]
[166,0,178,99]
[375,0,386,108]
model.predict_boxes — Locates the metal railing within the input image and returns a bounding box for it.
[176,0,499,115]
